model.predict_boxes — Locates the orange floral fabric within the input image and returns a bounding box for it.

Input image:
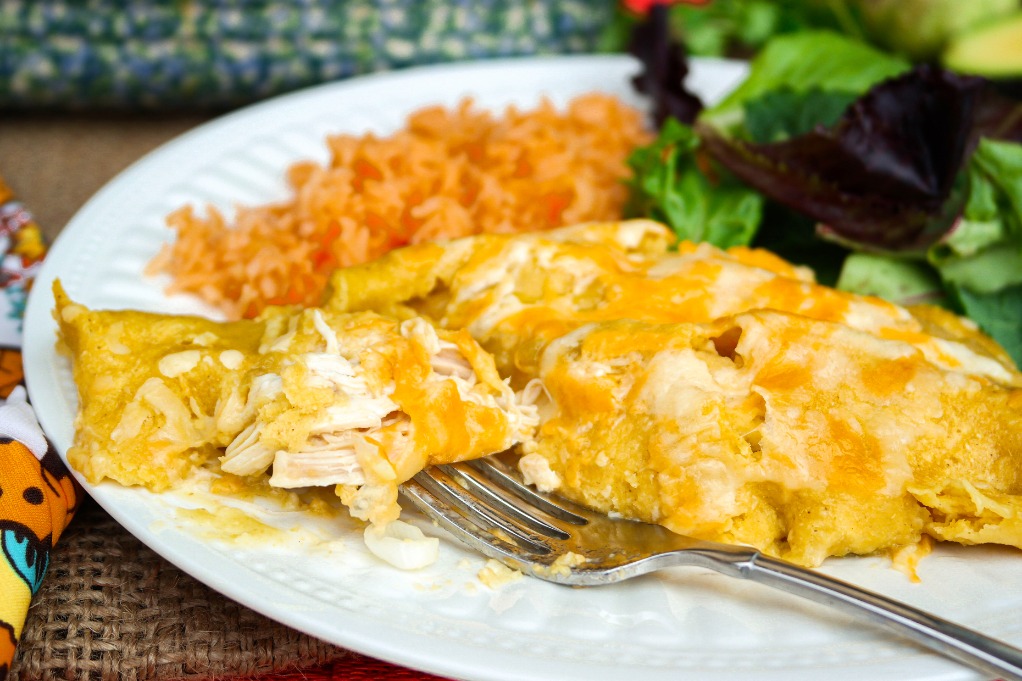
[0,176,81,680]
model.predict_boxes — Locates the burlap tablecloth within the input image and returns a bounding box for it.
[8,498,350,681]
[1,113,453,681]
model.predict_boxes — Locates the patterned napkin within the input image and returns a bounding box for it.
[0,177,81,680]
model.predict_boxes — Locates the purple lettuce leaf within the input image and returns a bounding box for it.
[628,5,704,127]
[971,86,1022,146]
[697,65,986,253]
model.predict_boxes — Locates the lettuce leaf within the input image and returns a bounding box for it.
[929,138,1022,293]
[700,31,910,137]
[698,65,984,252]
[664,0,847,58]
[972,87,1022,144]
[836,252,946,306]
[624,118,763,249]
[628,5,704,127]
[949,283,1022,366]
[741,87,860,143]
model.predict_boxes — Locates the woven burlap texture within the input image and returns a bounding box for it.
[9,498,349,681]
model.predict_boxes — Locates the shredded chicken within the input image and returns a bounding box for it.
[431,342,476,382]
[216,309,539,502]
[269,432,367,488]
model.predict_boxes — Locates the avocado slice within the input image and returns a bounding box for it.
[943,11,1022,79]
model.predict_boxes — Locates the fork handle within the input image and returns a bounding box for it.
[742,553,1022,681]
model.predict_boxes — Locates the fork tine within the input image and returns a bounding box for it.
[401,477,532,572]
[406,466,552,557]
[464,458,589,525]
[443,463,574,538]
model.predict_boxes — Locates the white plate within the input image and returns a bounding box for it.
[23,55,1022,681]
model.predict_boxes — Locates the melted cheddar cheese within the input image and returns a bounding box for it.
[327,220,1018,387]
[326,220,1022,566]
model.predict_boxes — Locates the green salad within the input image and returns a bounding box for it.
[621,11,1022,364]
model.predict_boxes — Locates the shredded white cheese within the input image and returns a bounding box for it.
[219,349,244,370]
[363,520,439,570]
[159,350,201,378]
[518,452,561,492]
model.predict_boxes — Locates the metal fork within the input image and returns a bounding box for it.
[401,458,1022,681]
